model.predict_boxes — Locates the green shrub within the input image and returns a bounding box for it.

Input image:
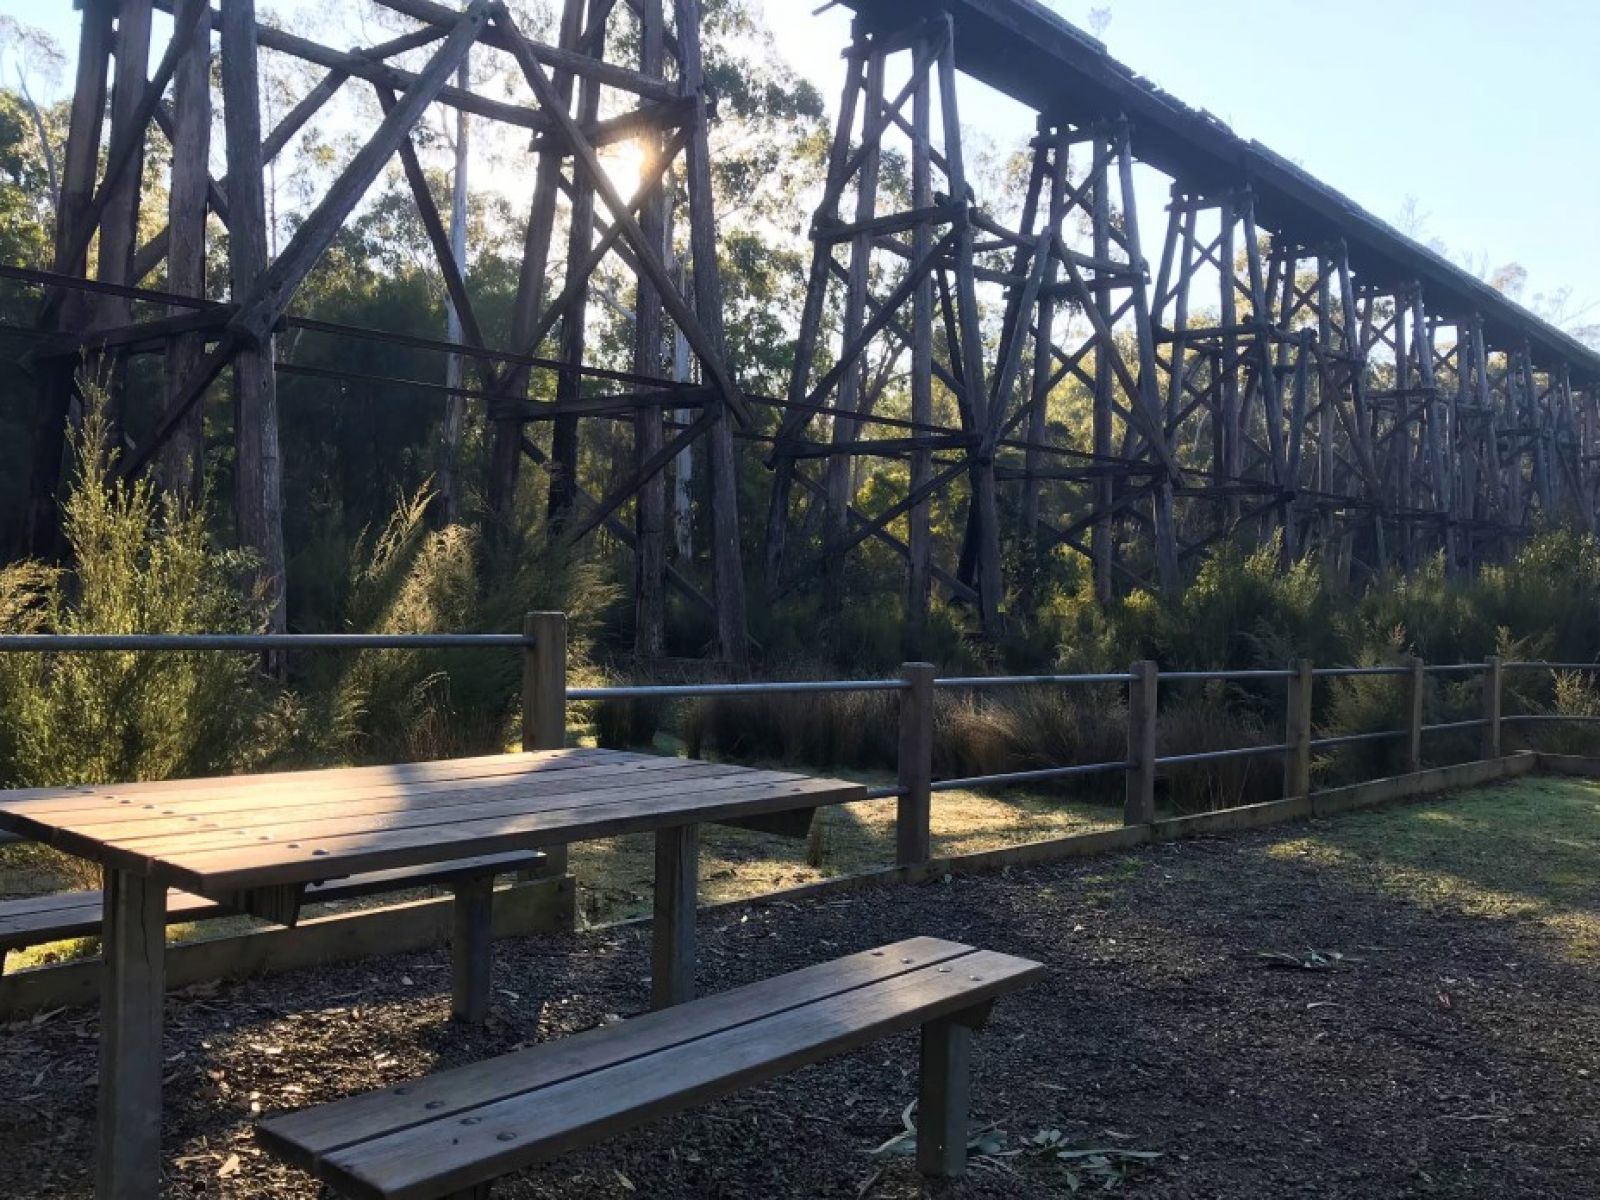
[1525,670,1600,756]
[1478,529,1600,663]
[1150,538,1351,670]
[1316,646,1413,785]
[0,384,264,796]
[285,487,617,766]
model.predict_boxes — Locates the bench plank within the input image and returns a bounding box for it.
[260,937,975,1163]
[91,776,861,894]
[0,851,544,956]
[0,890,216,951]
[45,756,724,835]
[106,766,802,854]
[293,946,1043,1200]
[0,748,630,812]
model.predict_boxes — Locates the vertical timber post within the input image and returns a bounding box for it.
[1283,659,1313,799]
[547,4,602,529]
[1125,661,1157,825]
[523,611,569,876]
[439,50,472,526]
[916,1016,974,1178]
[906,34,935,643]
[96,869,167,1199]
[1481,655,1503,760]
[222,0,288,635]
[651,821,699,1009]
[25,0,112,556]
[1406,656,1425,774]
[94,0,153,442]
[1023,124,1068,595]
[1112,118,1180,593]
[633,0,668,661]
[824,46,886,608]
[449,874,494,1023]
[896,662,935,866]
[935,16,1001,635]
[487,0,585,521]
[159,0,210,499]
[675,0,749,665]
[1090,134,1115,603]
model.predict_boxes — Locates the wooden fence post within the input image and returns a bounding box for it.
[523,611,568,876]
[1125,661,1157,825]
[1406,655,1425,774]
[1481,655,1502,760]
[896,662,935,866]
[1283,658,1313,799]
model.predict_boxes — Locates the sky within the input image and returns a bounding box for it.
[5,0,1596,327]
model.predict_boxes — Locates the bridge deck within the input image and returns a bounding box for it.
[842,0,1599,382]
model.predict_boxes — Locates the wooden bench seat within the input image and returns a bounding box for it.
[0,850,545,1020]
[259,937,1043,1199]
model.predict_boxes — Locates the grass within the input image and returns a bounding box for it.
[571,779,1118,925]
[1263,775,1600,957]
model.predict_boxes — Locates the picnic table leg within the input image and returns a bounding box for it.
[651,822,699,1009]
[916,1014,974,1178]
[450,875,495,1023]
[96,869,167,1199]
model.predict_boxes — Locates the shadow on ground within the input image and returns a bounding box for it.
[1,779,1596,1198]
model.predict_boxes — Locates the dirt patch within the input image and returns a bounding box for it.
[1,782,1597,1198]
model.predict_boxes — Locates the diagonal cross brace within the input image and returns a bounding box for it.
[133,67,352,285]
[40,0,212,323]
[375,80,501,393]
[564,410,718,546]
[121,3,488,481]
[488,1,752,428]
[981,228,1053,457]
[230,5,487,347]
[1058,248,1185,483]
[518,126,694,364]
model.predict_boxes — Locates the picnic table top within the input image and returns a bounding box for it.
[0,748,865,898]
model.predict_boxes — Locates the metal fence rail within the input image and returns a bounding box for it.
[934,672,1134,688]
[0,633,529,652]
[930,759,1131,792]
[1311,729,1405,750]
[567,679,909,700]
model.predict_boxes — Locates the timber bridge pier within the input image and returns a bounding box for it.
[9,0,1597,657]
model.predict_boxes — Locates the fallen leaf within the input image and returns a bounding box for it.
[218,1153,240,1179]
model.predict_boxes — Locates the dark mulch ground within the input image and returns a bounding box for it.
[3,811,1597,1199]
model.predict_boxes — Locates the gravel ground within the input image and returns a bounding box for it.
[2,814,1597,1199]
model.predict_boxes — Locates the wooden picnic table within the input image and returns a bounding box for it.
[0,746,864,1199]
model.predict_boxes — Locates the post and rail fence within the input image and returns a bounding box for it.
[1,617,1598,866]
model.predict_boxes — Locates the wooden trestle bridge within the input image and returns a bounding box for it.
[11,0,1600,660]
